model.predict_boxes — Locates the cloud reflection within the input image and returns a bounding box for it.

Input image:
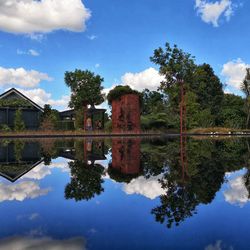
[123,175,165,199]
[0,236,86,250]
[0,181,50,202]
[224,173,249,207]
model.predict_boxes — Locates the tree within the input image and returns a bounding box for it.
[14,109,25,131]
[192,64,224,124]
[65,160,105,201]
[141,89,166,115]
[150,43,196,131]
[65,69,105,109]
[218,94,245,129]
[241,68,250,128]
[40,104,60,130]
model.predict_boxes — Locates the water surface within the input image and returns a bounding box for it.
[0,136,249,250]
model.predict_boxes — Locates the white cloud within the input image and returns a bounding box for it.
[224,174,250,207]
[195,0,235,27]
[221,58,250,89]
[121,67,164,91]
[0,236,86,250]
[95,63,100,68]
[16,88,70,110]
[17,49,40,56]
[0,181,50,202]
[22,160,70,180]
[0,0,91,34]
[123,175,165,199]
[87,35,97,40]
[205,240,234,250]
[0,67,51,88]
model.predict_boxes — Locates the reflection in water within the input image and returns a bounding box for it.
[1,137,250,231]
[108,138,141,182]
[0,236,86,250]
[64,140,106,201]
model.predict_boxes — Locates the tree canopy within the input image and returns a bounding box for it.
[65,69,105,109]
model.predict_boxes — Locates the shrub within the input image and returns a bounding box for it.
[0,124,11,132]
[14,109,25,131]
[107,85,142,105]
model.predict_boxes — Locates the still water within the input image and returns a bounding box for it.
[0,136,249,250]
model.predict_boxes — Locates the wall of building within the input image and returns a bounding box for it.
[112,94,141,133]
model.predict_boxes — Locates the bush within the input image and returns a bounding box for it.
[0,124,11,132]
[107,85,142,105]
[14,109,25,131]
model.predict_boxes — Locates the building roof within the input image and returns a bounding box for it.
[0,88,44,112]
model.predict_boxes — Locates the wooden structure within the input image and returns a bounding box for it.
[60,107,106,131]
[0,88,43,130]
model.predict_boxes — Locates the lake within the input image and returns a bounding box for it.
[0,136,249,250]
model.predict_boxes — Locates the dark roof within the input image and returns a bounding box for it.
[0,159,44,183]
[60,108,106,117]
[0,88,44,112]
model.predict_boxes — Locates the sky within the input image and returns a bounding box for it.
[0,0,249,111]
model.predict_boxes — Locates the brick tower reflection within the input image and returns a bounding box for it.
[109,138,141,181]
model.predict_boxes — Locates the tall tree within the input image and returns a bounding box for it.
[241,68,250,129]
[150,42,196,131]
[192,63,224,124]
[65,69,105,109]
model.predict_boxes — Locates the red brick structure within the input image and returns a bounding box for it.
[112,94,141,133]
[111,138,141,175]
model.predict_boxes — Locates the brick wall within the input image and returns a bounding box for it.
[112,94,141,133]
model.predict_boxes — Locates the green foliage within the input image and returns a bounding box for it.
[149,42,233,129]
[65,160,105,201]
[107,85,142,105]
[141,89,167,115]
[241,68,250,128]
[150,42,196,90]
[40,104,60,130]
[14,140,25,162]
[65,69,105,109]
[0,98,32,108]
[218,94,245,128]
[192,64,224,124]
[14,109,25,131]
[0,124,11,132]
[74,109,85,130]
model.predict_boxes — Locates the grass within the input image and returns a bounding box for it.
[0,129,162,138]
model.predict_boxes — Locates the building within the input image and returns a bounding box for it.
[0,88,43,130]
[111,94,141,133]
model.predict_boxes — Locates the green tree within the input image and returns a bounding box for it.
[14,109,25,131]
[141,89,166,115]
[192,63,224,124]
[241,68,250,128]
[65,160,105,201]
[40,104,60,130]
[218,94,245,128]
[65,69,105,109]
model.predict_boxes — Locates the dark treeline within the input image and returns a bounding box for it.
[141,43,250,131]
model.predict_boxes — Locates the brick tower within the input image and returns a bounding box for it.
[112,94,141,133]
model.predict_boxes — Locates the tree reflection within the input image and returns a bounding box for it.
[65,140,106,202]
[147,137,248,228]
[65,160,104,201]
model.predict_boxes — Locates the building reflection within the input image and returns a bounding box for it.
[108,138,141,182]
[0,140,43,182]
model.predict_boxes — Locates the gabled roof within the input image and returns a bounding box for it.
[0,159,44,183]
[0,88,44,112]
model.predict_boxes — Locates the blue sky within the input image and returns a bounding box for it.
[0,0,249,110]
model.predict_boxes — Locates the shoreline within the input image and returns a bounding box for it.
[1,130,250,139]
